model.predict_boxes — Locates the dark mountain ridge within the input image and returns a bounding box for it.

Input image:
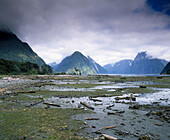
[0,31,45,66]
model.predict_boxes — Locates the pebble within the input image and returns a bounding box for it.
[0,77,41,90]
[101,136,105,140]
[121,123,125,126]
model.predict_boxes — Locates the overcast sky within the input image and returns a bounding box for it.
[0,0,170,65]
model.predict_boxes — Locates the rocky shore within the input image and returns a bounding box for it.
[0,76,43,99]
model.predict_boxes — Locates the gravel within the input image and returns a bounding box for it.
[0,76,41,92]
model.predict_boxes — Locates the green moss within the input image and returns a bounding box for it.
[3,94,40,102]
[27,90,109,98]
[55,83,106,88]
[124,87,156,94]
[25,88,127,98]
[139,135,151,140]
[34,82,56,87]
[140,84,170,88]
[0,103,90,140]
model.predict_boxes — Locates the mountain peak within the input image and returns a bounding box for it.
[54,51,96,75]
[134,51,152,60]
[72,51,83,56]
[131,51,167,74]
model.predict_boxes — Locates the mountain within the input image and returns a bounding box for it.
[161,62,170,74]
[0,31,45,66]
[103,64,114,74]
[48,62,58,70]
[104,51,168,74]
[54,51,96,75]
[160,59,168,66]
[87,56,107,74]
[104,60,132,74]
[131,51,168,74]
[111,59,133,74]
[48,62,57,67]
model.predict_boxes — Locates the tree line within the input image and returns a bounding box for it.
[0,59,52,75]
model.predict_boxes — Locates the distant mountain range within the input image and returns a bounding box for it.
[0,30,168,75]
[131,52,167,74]
[50,51,107,75]
[104,52,168,74]
[104,59,132,74]
[0,31,45,66]
[51,51,168,75]
[48,62,58,70]
[102,64,114,74]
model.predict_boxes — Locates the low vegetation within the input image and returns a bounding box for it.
[54,83,106,88]
[124,87,156,94]
[26,90,113,98]
[0,59,52,75]
[0,103,90,140]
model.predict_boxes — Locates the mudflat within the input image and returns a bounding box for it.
[0,75,169,140]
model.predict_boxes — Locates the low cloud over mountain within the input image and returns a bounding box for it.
[0,0,169,65]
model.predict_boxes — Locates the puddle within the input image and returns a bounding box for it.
[51,80,110,85]
[29,80,170,106]
[126,81,159,85]
[31,80,164,93]
[136,88,170,105]
[49,87,94,92]
[52,80,90,84]
[35,87,170,111]
[43,82,138,92]
[91,83,138,90]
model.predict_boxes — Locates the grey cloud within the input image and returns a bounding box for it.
[0,0,169,64]
[0,0,152,35]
